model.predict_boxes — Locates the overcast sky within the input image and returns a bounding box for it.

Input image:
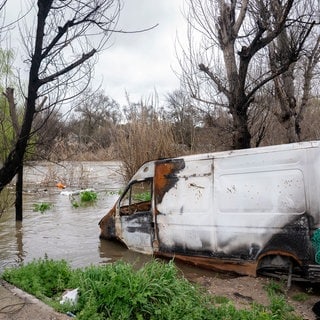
[96,0,186,106]
[5,0,187,107]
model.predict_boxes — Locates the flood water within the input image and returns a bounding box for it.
[0,161,154,272]
[0,161,218,282]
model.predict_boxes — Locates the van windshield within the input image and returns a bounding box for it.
[119,179,152,216]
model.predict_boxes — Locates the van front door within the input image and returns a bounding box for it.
[118,179,154,254]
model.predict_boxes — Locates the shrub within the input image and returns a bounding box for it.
[115,101,180,182]
[2,257,72,299]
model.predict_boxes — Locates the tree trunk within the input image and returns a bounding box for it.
[4,88,24,220]
[15,164,23,221]
[232,108,251,149]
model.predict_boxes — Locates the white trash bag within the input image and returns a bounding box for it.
[60,288,79,305]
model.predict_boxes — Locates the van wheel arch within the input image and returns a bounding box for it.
[256,252,301,278]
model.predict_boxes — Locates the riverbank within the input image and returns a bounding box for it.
[0,275,319,320]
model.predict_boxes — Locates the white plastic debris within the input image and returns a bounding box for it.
[60,188,95,196]
[60,288,79,305]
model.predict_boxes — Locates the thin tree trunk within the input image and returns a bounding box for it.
[15,164,23,221]
[3,88,24,220]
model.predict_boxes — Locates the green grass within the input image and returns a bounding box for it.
[291,292,310,302]
[2,258,302,320]
[33,202,52,213]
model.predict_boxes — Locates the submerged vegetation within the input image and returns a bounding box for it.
[71,190,98,208]
[33,202,52,213]
[80,190,98,202]
[2,258,302,320]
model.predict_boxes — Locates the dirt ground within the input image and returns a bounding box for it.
[189,273,320,320]
[0,275,319,319]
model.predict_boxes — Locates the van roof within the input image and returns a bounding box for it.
[171,140,320,162]
[131,141,320,182]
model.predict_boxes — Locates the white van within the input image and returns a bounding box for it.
[99,141,320,282]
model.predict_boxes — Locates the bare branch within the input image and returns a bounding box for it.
[39,49,96,85]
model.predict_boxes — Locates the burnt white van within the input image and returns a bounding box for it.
[99,141,320,282]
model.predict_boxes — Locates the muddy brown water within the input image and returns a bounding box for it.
[0,161,213,279]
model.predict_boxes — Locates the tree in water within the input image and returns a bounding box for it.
[0,0,120,220]
[0,0,121,215]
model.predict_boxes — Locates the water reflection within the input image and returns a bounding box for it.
[98,238,152,268]
[15,221,25,264]
[0,161,127,271]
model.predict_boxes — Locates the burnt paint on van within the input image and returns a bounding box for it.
[260,213,314,262]
[154,158,185,206]
[99,141,320,281]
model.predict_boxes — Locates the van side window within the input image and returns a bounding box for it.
[119,180,152,216]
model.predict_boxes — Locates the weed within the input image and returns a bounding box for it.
[71,201,80,208]
[33,202,52,213]
[2,257,72,299]
[80,190,97,202]
[70,190,98,208]
[213,295,230,304]
[2,259,303,320]
[264,279,285,295]
[292,292,310,302]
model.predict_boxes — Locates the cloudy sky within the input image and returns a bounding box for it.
[96,0,186,106]
[5,0,187,107]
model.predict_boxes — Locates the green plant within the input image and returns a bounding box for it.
[133,191,151,202]
[80,190,97,202]
[33,202,52,213]
[2,257,72,299]
[213,295,230,304]
[291,292,309,302]
[264,280,285,296]
[71,201,80,208]
[263,280,301,320]
[70,190,98,208]
[2,258,303,320]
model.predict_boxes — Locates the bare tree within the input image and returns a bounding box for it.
[165,90,198,150]
[0,0,121,195]
[72,89,120,150]
[180,0,315,149]
[269,23,320,142]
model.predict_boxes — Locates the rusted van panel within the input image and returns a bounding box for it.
[99,141,320,281]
